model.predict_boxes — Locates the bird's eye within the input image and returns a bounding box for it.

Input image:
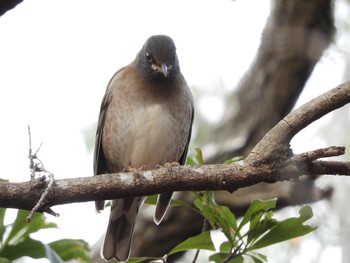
[146,53,152,63]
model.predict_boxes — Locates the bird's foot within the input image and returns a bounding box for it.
[163,162,180,168]
[123,165,150,173]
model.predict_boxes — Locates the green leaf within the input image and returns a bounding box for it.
[250,206,316,249]
[249,252,268,263]
[214,206,238,243]
[5,210,56,247]
[186,157,196,166]
[238,199,276,232]
[0,237,46,260]
[247,211,277,245]
[144,195,157,205]
[209,253,244,263]
[219,241,232,252]
[223,156,244,165]
[193,199,216,228]
[0,257,12,263]
[194,147,204,165]
[49,239,90,262]
[209,253,229,263]
[169,199,194,208]
[168,231,215,255]
[0,208,6,241]
[230,256,244,263]
[43,244,65,263]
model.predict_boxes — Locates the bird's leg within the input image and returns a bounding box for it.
[123,165,150,173]
[163,162,180,168]
[155,162,181,168]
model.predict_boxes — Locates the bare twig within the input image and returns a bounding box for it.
[27,125,43,180]
[26,126,59,222]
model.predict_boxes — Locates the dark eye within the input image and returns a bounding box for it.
[146,53,152,63]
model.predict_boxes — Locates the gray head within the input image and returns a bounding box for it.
[135,35,180,82]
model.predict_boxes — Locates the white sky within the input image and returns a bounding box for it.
[0,0,346,262]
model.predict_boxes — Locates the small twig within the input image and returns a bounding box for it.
[292,146,345,162]
[28,125,36,180]
[26,126,59,222]
[26,171,58,222]
[28,125,44,180]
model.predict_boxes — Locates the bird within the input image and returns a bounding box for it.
[93,35,194,262]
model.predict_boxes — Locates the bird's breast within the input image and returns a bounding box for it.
[103,94,190,172]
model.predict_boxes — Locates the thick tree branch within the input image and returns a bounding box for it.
[205,0,334,162]
[0,0,23,17]
[248,81,350,164]
[1,81,350,213]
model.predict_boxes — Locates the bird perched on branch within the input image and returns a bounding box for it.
[93,35,194,262]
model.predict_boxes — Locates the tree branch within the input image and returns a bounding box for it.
[1,81,350,213]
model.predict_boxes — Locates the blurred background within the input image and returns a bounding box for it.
[0,0,349,262]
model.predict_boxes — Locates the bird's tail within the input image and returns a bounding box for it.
[154,192,173,225]
[102,197,142,262]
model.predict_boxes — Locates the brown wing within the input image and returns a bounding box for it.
[93,69,124,211]
[178,107,194,166]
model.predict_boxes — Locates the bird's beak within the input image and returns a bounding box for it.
[161,63,168,77]
[151,63,169,77]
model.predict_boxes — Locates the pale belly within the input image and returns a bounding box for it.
[103,102,188,171]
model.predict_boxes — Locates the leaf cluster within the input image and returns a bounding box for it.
[0,208,90,263]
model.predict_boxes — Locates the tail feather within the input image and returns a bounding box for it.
[154,192,173,225]
[95,201,105,212]
[102,198,141,262]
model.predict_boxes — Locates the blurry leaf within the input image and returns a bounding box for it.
[230,256,244,263]
[0,257,12,263]
[238,199,276,231]
[219,241,232,252]
[144,195,157,205]
[43,244,65,263]
[186,157,196,166]
[209,253,229,263]
[168,231,215,255]
[223,156,244,165]
[169,199,193,208]
[0,208,6,241]
[247,211,277,245]
[193,199,216,228]
[249,252,268,263]
[0,237,46,260]
[5,210,56,247]
[49,239,90,262]
[194,147,204,165]
[251,206,316,249]
[209,253,244,263]
[214,206,238,243]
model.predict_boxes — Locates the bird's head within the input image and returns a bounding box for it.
[135,35,180,81]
